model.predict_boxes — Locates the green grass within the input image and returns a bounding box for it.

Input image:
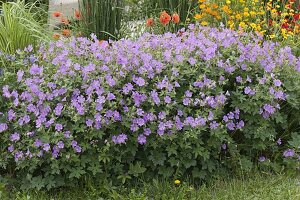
[1,173,299,200]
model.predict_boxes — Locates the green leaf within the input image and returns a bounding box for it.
[128,162,146,177]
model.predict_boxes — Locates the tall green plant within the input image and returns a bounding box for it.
[0,1,49,58]
[78,0,123,40]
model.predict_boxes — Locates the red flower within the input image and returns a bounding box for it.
[268,19,273,26]
[62,29,71,37]
[75,9,81,20]
[172,13,180,24]
[146,18,154,27]
[53,33,60,40]
[53,11,62,18]
[281,22,289,29]
[294,13,300,20]
[61,17,69,25]
[159,11,171,26]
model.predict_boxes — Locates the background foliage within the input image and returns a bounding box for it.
[78,0,123,40]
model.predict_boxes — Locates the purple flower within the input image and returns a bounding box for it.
[55,123,63,131]
[107,92,116,101]
[74,146,82,153]
[10,133,20,142]
[274,91,285,100]
[273,79,282,87]
[226,122,235,130]
[137,134,147,145]
[86,119,93,127]
[244,87,254,95]
[236,76,242,83]
[57,141,64,149]
[105,75,116,87]
[277,138,282,145]
[185,90,193,98]
[54,103,63,116]
[283,149,295,158]
[263,104,275,114]
[209,121,219,130]
[236,120,245,129]
[143,128,152,136]
[14,151,24,162]
[123,83,134,94]
[0,123,8,133]
[64,131,71,138]
[112,133,128,144]
[158,111,166,120]
[34,139,43,147]
[150,90,160,105]
[134,77,145,87]
[136,109,144,116]
[8,109,16,121]
[17,70,24,82]
[8,145,14,152]
[183,98,190,106]
[164,96,171,104]
[43,143,51,152]
[29,64,43,75]
[259,156,266,162]
[71,140,78,148]
[221,144,227,150]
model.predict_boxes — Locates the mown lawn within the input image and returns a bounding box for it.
[1,173,299,200]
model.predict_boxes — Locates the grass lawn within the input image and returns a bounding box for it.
[1,173,299,200]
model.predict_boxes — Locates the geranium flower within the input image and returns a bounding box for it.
[159,11,171,26]
[53,11,61,18]
[61,29,71,37]
[172,13,180,24]
[75,9,81,20]
[146,18,154,27]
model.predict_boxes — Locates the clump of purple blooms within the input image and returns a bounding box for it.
[1,24,300,164]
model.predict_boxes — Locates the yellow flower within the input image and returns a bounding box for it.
[194,14,204,20]
[174,180,181,185]
[239,21,246,29]
[250,23,257,29]
[215,15,221,20]
[201,21,209,26]
[199,0,206,3]
[243,12,250,17]
[250,11,256,16]
[211,3,218,9]
[222,5,231,14]
[269,34,275,39]
[235,14,242,20]
[226,0,231,5]
[199,4,206,9]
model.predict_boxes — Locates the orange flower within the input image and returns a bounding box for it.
[98,40,105,45]
[53,11,61,18]
[53,33,60,40]
[159,11,171,26]
[146,18,154,27]
[61,29,71,37]
[75,9,81,20]
[61,17,69,25]
[172,13,180,24]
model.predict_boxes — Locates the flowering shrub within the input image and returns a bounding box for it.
[0,24,300,189]
[194,0,300,40]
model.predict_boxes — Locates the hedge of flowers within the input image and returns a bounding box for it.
[0,24,300,189]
